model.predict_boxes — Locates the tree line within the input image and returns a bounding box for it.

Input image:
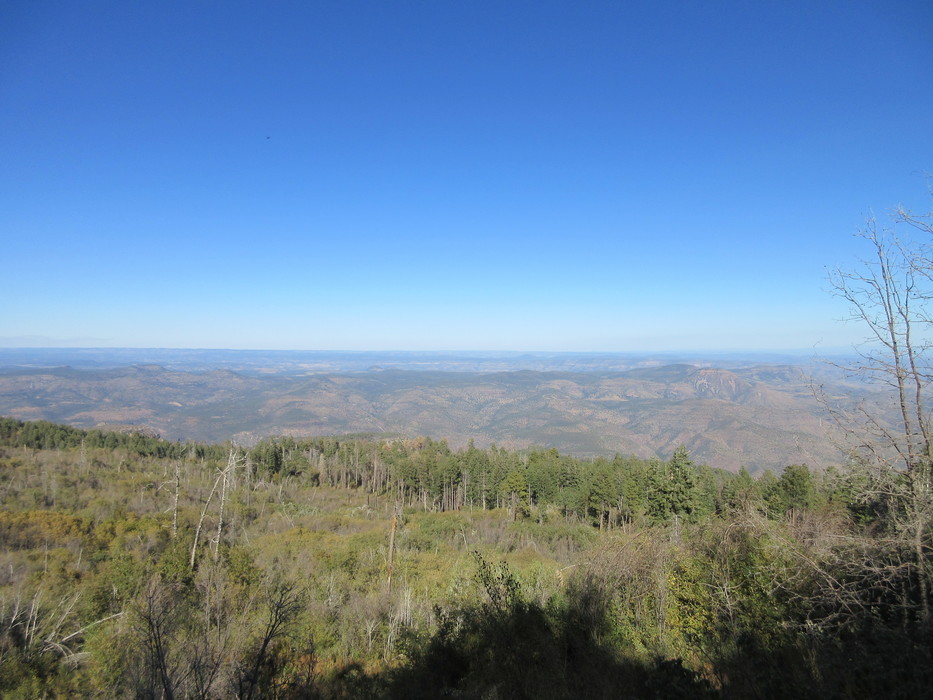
[0,416,841,527]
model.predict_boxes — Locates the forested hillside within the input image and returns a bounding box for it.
[1,418,930,698]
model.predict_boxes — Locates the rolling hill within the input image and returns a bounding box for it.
[0,357,871,472]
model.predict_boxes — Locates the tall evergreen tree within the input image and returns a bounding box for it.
[647,447,698,524]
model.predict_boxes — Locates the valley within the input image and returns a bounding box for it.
[0,350,870,472]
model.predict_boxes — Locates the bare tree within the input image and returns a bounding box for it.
[190,449,241,569]
[214,449,242,563]
[235,579,305,700]
[826,200,933,621]
[828,219,930,470]
[138,578,182,700]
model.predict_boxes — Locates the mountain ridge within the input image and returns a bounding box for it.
[0,360,867,472]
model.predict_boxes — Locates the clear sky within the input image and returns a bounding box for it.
[2,1,931,352]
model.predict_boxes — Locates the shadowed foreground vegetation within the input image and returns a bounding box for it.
[1,417,931,698]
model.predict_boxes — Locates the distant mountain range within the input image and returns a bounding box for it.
[0,349,876,473]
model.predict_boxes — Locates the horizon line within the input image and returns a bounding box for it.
[0,345,855,356]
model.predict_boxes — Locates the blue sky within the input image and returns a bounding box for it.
[2,0,931,352]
